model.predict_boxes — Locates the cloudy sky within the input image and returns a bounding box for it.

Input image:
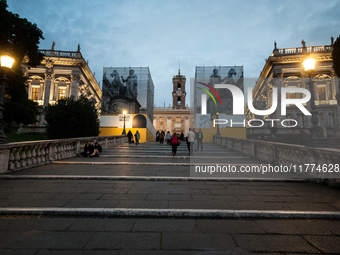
[7,0,340,107]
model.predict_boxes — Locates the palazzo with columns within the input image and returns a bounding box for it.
[21,43,101,127]
[246,38,340,138]
[153,70,193,135]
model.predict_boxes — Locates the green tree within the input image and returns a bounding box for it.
[44,96,100,139]
[0,0,44,128]
[332,35,340,106]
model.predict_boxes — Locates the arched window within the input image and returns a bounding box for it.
[313,74,332,103]
[54,77,71,101]
[283,76,302,101]
[27,76,44,105]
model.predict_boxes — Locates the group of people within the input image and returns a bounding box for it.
[169,128,204,156]
[79,128,204,158]
[127,130,140,146]
[156,130,172,145]
[79,141,102,158]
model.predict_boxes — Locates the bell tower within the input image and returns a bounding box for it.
[172,69,186,109]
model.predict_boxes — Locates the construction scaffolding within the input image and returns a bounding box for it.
[101,66,154,120]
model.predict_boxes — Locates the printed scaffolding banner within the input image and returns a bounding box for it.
[101,67,154,120]
[193,66,244,128]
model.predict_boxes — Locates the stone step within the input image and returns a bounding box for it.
[1,207,340,219]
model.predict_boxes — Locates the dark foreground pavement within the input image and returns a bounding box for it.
[0,142,340,254]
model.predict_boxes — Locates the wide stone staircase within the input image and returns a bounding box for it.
[0,141,340,254]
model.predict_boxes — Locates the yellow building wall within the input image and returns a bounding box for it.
[99,113,156,143]
[200,127,246,143]
[99,128,156,143]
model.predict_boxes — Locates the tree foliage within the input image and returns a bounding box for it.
[0,0,44,67]
[332,35,340,105]
[0,0,44,127]
[44,96,100,139]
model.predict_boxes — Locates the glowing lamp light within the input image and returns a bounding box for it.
[0,55,14,69]
[123,110,127,115]
[302,56,315,74]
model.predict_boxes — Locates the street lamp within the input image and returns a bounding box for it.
[122,110,127,135]
[0,53,15,144]
[302,54,328,146]
[216,112,221,136]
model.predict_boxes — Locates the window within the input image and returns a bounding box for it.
[58,89,66,100]
[317,86,326,101]
[32,87,39,101]
[176,117,181,122]
[177,82,181,90]
[288,93,297,99]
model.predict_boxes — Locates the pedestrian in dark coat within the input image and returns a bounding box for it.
[159,130,165,145]
[127,130,133,144]
[80,141,94,157]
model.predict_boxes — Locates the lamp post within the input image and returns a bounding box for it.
[216,112,221,136]
[0,53,15,144]
[122,110,127,135]
[302,54,328,146]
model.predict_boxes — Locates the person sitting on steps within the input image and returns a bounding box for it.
[91,142,102,157]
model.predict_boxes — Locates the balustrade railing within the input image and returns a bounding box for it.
[274,45,332,56]
[39,50,81,58]
[215,135,339,165]
[0,135,127,173]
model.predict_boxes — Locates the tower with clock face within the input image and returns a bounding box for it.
[172,69,186,109]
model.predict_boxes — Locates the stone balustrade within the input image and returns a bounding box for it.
[214,135,340,179]
[273,45,332,56]
[39,50,81,58]
[0,135,127,174]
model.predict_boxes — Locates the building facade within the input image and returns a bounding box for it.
[245,38,339,138]
[154,70,193,135]
[21,43,101,127]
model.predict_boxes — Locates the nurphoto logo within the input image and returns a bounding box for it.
[199,83,312,128]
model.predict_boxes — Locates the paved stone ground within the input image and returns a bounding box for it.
[0,141,340,254]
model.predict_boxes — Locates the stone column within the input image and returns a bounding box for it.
[273,72,283,122]
[44,59,54,107]
[167,117,171,132]
[185,117,189,134]
[71,72,80,100]
[44,75,54,107]
[153,117,156,129]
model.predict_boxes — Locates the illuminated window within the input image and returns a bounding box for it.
[58,89,66,100]
[317,87,326,100]
[32,87,39,101]
[288,93,296,99]
[176,117,181,122]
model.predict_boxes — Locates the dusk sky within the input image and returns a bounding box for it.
[7,0,340,107]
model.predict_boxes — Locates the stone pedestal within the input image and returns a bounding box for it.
[106,96,141,114]
[0,150,9,173]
